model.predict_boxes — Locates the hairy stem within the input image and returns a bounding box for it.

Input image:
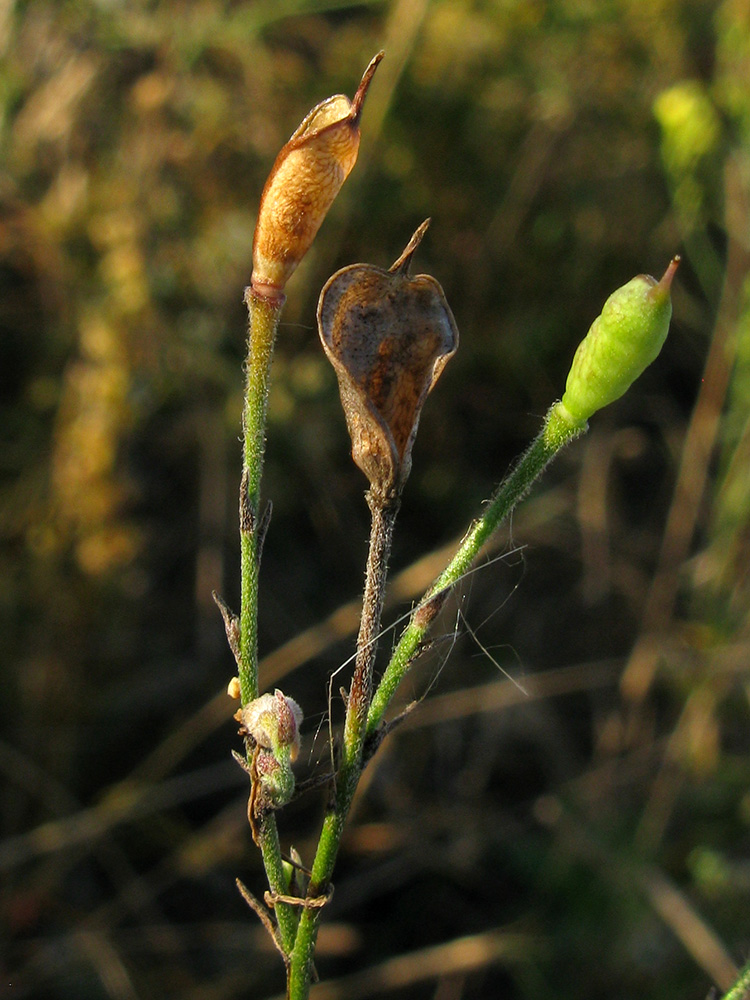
[366,401,585,736]
[240,288,283,704]
[345,495,399,756]
[287,494,399,998]
[257,815,297,954]
[239,288,297,951]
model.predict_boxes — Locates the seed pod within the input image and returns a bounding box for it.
[560,257,679,427]
[318,220,459,503]
[251,52,384,300]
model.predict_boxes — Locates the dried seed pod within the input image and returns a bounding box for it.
[251,52,384,300]
[318,220,459,502]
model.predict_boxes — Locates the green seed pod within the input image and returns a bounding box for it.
[560,257,679,427]
[251,52,383,301]
[318,220,459,503]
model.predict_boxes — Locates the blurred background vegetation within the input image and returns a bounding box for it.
[2,0,750,997]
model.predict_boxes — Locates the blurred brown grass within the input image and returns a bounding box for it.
[2,1,750,998]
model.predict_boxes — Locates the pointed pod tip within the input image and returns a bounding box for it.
[661,255,681,289]
[350,51,385,121]
[646,255,680,303]
[389,219,431,274]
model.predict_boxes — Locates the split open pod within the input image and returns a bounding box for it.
[251,52,383,300]
[318,221,459,504]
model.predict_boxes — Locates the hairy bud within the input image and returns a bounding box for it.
[238,689,303,762]
[253,748,296,811]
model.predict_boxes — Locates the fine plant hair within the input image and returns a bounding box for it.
[208,51,749,1000]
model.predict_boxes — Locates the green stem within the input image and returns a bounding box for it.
[287,494,398,999]
[239,288,297,952]
[366,401,585,737]
[240,288,283,704]
[257,815,297,954]
[721,962,750,1000]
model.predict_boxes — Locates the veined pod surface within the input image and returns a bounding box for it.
[560,257,679,427]
[318,221,459,503]
[251,52,383,300]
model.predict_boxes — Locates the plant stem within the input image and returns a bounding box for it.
[366,401,585,737]
[346,494,399,756]
[239,288,297,952]
[257,815,297,954]
[287,494,399,999]
[286,401,581,996]
[240,288,283,704]
[722,961,750,1000]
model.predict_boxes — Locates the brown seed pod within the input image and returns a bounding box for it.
[251,52,384,301]
[318,220,459,503]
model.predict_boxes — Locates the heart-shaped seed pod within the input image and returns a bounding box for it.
[251,52,384,301]
[318,220,459,503]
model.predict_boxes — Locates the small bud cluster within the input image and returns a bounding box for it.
[239,689,303,761]
[236,690,303,813]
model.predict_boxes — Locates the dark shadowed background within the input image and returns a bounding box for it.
[2,1,750,998]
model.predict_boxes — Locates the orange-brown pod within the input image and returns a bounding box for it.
[251,52,383,300]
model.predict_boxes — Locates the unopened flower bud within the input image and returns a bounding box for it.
[253,747,296,810]
[238,689,303,762]
[318,220,459,503]
[251,52,384,300]
[559,257,679,427]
